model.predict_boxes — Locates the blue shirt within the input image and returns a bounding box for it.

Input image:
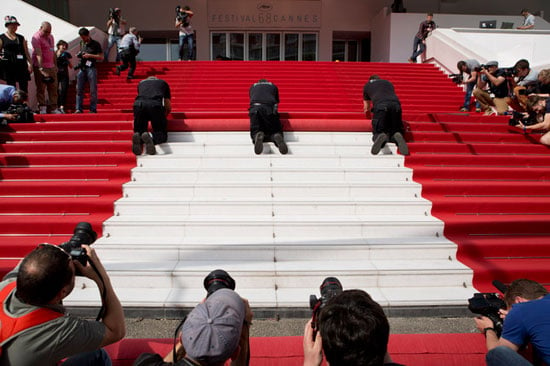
[0,84,17,119]
[502,294,550,364]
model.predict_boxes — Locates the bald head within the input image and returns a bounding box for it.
[40,21,52,35]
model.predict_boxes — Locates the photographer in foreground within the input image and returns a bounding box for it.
[303,289,403,366]
[134,288,253,366]
[0,84,29,123]
[0,227,125,365]
[474,279,550,366]
[473,61,511,116]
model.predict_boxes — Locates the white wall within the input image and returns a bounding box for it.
[426,28,550,74]
[372,11,550,63]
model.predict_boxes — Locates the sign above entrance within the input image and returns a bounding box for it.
[208,0,321,29]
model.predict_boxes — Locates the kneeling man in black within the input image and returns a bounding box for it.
[249,79,288,155]
[132,76,171,155]
[363,75,409,155]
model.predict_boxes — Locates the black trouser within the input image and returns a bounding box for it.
[119,49,136,77]
[133,100,167,144]
[249,103,283,141]
[4,64,29,93]
[57,72,69,107]
[371,101,405,143]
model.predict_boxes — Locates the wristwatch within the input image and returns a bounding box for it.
[483,327,495,335]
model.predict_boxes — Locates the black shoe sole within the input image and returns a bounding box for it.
[132,132,142,155]
[254,132,264,155]
[371,133,388,155]
[392,132,409,155]
[141,132,156,155]
[273,134,288,154]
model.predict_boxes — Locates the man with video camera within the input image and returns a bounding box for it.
[175,5,194,61]
[303,288,403,366]
[0,223,125,365]
[134,270,253,366]
[104,7,127,62]
[473,61,511,116]
[474,279,550,366]
[0,84,30,124]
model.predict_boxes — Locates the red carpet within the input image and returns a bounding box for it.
[405,112,550,292]
[105,334,486,366]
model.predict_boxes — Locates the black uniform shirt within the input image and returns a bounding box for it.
[249,82,279,105]
[363,79,401,105]
[136,78,171,102]
[80,39,102,68]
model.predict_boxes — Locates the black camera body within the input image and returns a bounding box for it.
[309,277,343,338]
[175,6,190,27]
[203,269,236,297]
[74,51,88,70]
[2,103,34,123]
[508,110,540,127]
[59,222,98,265]
[468,292,505,337]
[503,67,517,78]
[449,73,463,84]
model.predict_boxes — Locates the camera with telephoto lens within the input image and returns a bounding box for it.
[2,103,34,123]
[449,73,463,84]
[503,67,517,78]
[309,277,343,339]
[203,269,236,297]
[468,280,507,337]
[175,5,190,26]
[59,222,97,265]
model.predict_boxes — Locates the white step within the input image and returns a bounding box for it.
[102,214,443,240]
[113,198,431,216]
[66,284,474,308]
[92,237,455,261]
[136,155,406,169]
[129,167,412,184]
[65,131,473,309]
[121,182,423,199]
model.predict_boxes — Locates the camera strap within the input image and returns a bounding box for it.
[87,260,107,322]
[0,282,63,351]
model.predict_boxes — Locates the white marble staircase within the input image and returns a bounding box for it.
[65,132,474,310]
